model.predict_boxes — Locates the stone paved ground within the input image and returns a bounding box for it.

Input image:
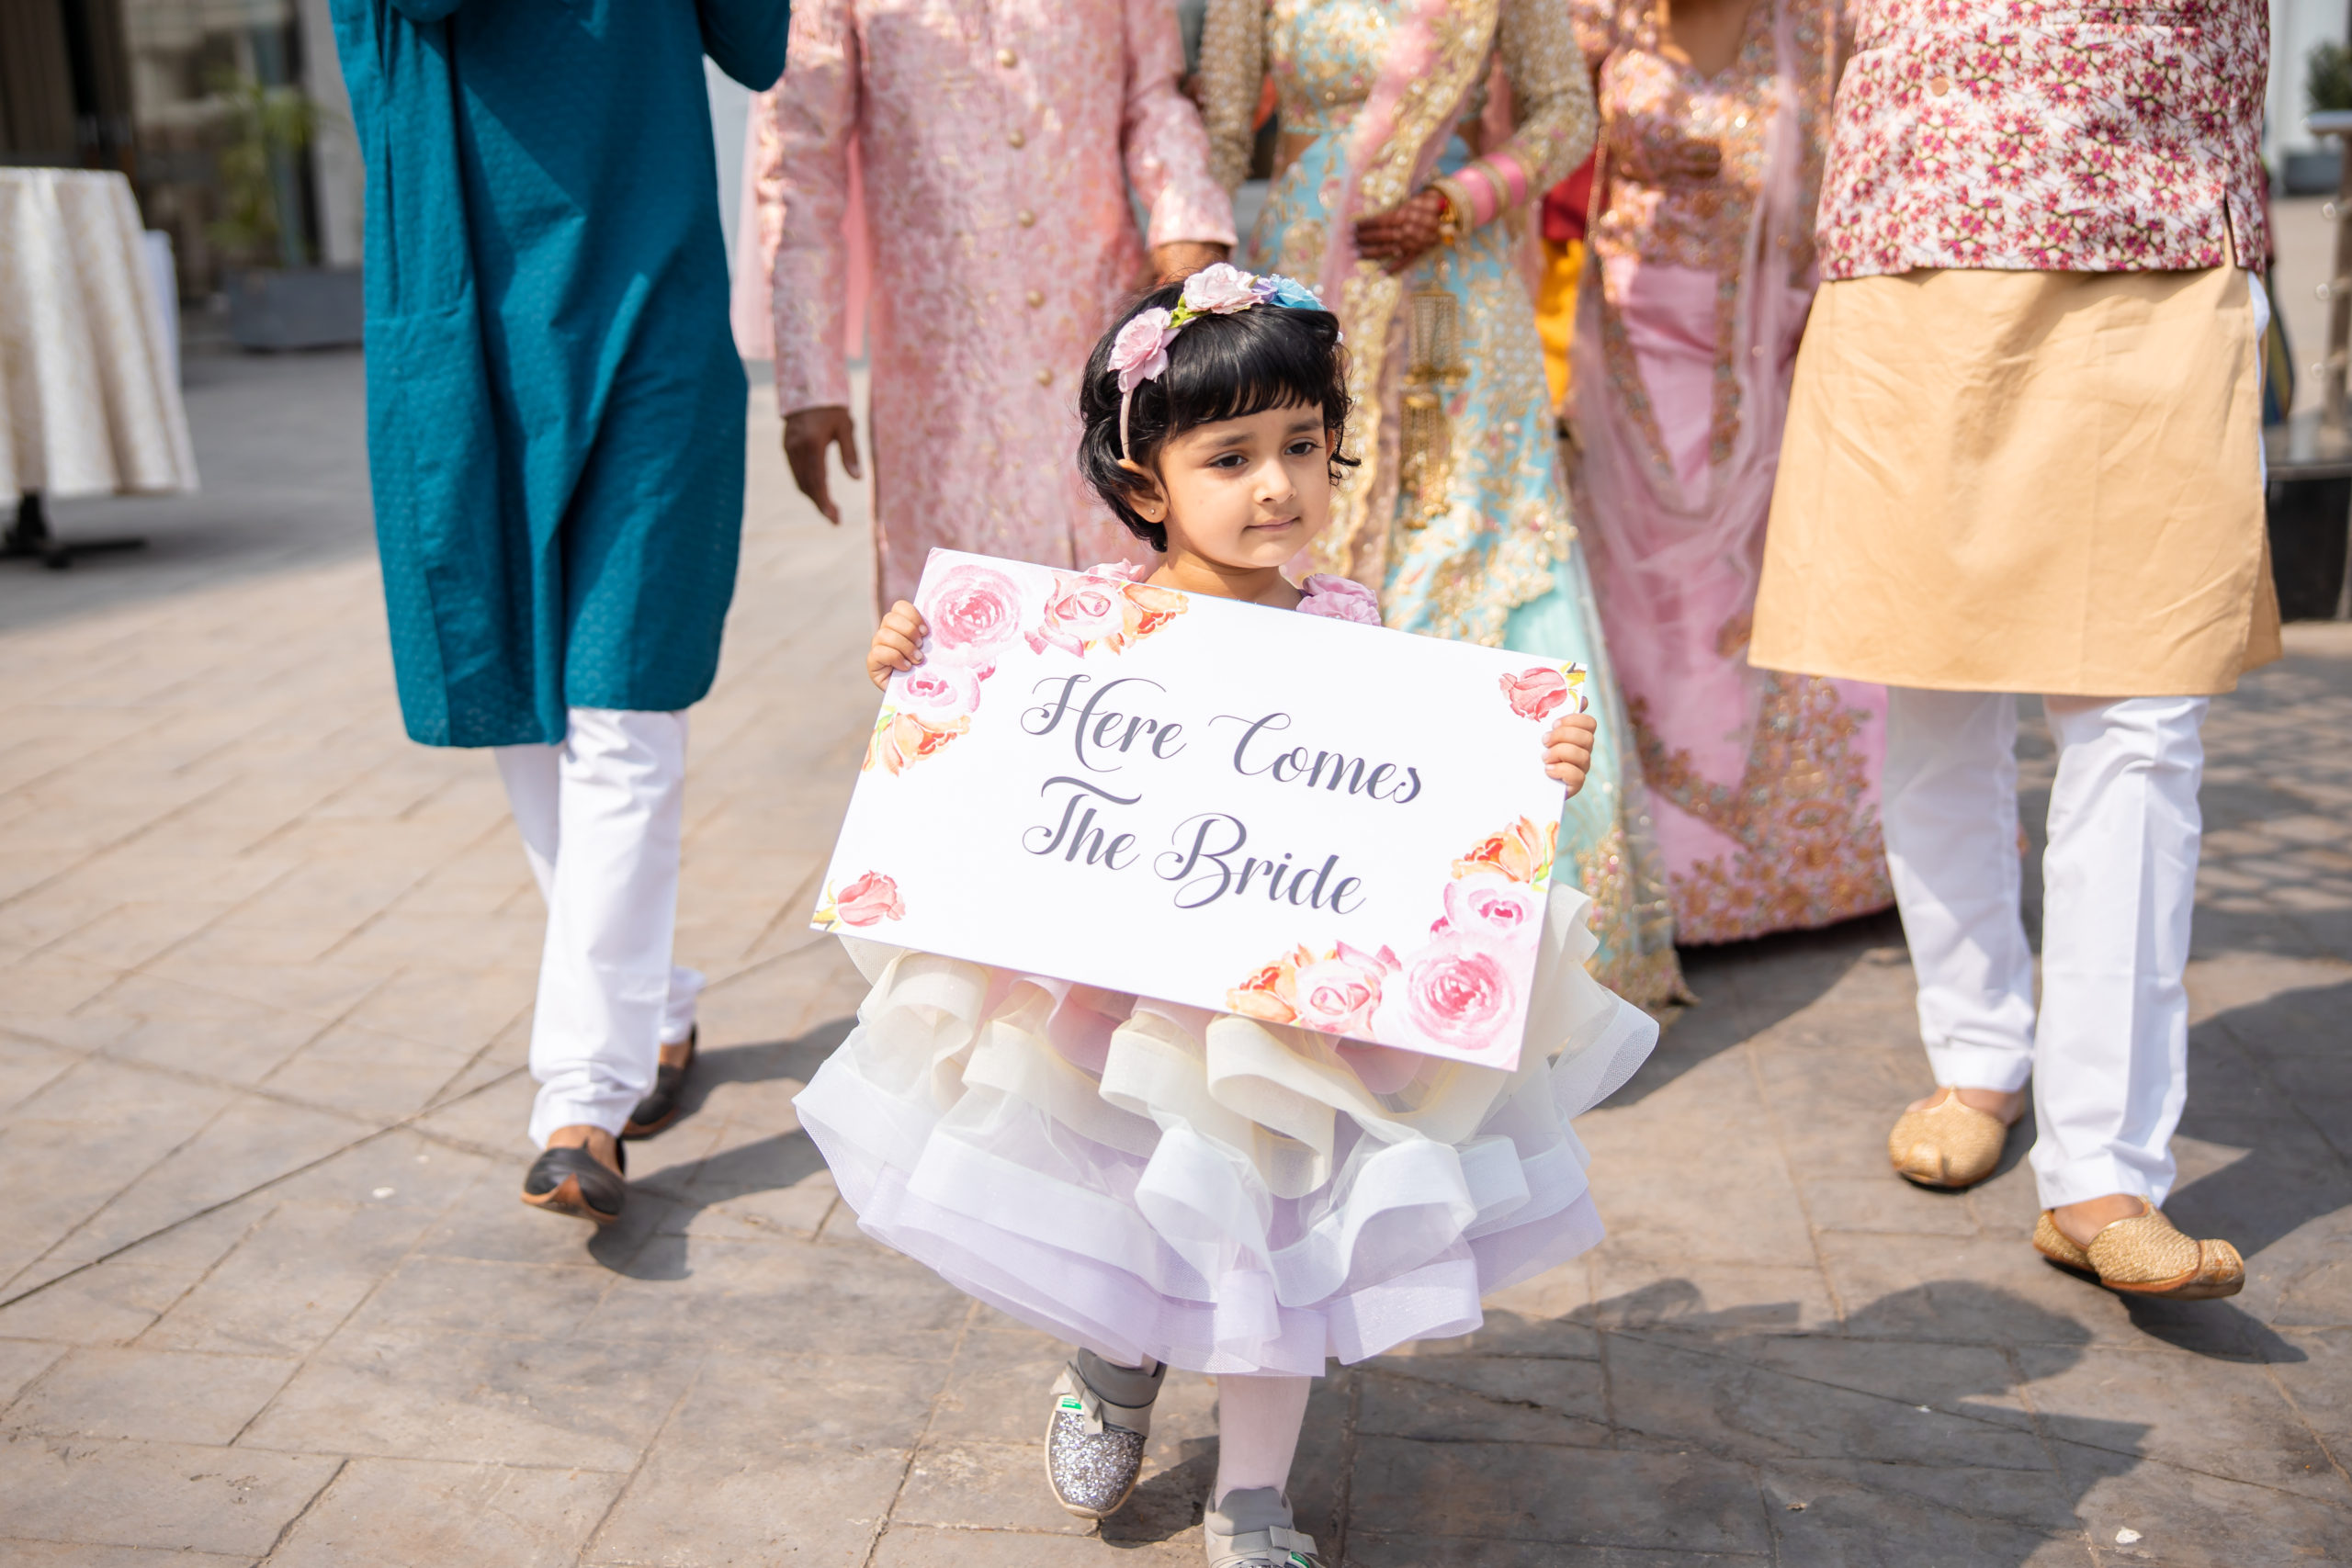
[2,348,2348,1567]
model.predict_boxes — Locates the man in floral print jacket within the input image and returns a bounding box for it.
[1748,0,2276,1300]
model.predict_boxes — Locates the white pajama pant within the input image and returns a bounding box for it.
[1883,689,2207,1208]
[496,708,704,1149]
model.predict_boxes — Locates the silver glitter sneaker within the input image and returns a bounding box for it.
[1042,1354,1164,1518]
[1205,1487,1324,1567]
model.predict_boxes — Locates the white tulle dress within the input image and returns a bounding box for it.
[793,575,1661,1376]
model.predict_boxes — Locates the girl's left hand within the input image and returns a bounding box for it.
[1544,712,1599,795]
[1353,188,1451,274]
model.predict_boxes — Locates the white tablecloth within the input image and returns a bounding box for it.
[0,168,198,507]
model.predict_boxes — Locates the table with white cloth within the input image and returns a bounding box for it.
[0,167,198,566]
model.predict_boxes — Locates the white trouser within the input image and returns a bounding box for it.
[1882,689,2208,1207]
[495,709,703,1148]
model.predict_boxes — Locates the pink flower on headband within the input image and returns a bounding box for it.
[1181,263,1261,315]
[1110,308,1177,392]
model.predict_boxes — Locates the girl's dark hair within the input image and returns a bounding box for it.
[1079,282,1356,551]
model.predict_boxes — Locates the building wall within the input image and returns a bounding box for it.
[2272,0,2346,166]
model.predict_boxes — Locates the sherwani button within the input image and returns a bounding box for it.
[1017,209,1036,227]
[1035,367,1054,386]
[1026,288,1045,306]
[1929,74,1951,96]
[997,47,1017,67]
[1007,128,1026,148]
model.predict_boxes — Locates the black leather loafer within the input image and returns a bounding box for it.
[520,1140,627,1224]
[622,1027,696,1140]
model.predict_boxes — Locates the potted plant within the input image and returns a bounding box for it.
[211,71,363,350]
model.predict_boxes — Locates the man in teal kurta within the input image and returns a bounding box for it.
[331,0,788,1224]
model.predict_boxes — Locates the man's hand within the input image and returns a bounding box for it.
[1544,712,1599,795]
[1151,241,1230,283]
[867,600,927,691]
[784,405,861,525]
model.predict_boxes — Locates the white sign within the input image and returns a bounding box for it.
[813,550,1588,1070]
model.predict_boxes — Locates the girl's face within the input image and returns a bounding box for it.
[1137,402,1336,573]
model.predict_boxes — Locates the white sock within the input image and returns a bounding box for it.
[1213,1373,1312,1504]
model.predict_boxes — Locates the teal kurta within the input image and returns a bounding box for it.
[330,0,788,747]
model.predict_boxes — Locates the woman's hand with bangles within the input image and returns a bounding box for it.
[1352,187,1453,275]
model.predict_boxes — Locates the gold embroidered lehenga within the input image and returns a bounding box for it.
[1202,0,1683,1003]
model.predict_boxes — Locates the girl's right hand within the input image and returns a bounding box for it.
[868,601,926,691]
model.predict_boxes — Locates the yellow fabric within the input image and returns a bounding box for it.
[1536,236,1584,413]
[1753,265,2279,696]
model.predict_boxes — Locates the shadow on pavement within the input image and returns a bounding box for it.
[1109,1280,2151,1562]
[587,1016,856,1277]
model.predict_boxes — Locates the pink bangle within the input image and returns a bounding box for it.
[1453,164,1501,227]
[1480,152,1531,211]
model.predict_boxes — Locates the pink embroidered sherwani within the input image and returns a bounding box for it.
[759,1,1235,608]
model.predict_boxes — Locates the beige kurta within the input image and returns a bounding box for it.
[1751,265,2279,696]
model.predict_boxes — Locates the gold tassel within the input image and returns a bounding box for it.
[1398,283,1469,530]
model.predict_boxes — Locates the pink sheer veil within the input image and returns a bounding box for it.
[1568,0,1813,729]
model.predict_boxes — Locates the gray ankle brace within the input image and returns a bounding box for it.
[1207,1485,1293,1535]
[1076,1348,1166,1410]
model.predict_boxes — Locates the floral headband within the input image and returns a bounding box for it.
[1106,263,1329,459]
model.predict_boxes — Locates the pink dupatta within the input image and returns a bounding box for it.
[1567,0,1813,735]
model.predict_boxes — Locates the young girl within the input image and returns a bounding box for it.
[796,266,1658,1568]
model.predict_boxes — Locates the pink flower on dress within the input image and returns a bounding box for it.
[1029,572,1129,657]
[1375,933,1519,1056]
[1499,666,1571,719]
[1110,308,1177,392]
[896,660,985,717]
[923,564,1025,659]
[831,871,906,926]
[1438,873,1544,951]
[1297,573,1382,626]
[1181,262,1261,315]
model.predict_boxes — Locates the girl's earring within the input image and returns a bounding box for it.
[1120,459,1166,522]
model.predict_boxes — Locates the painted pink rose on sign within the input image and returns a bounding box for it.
[1374,934,1519,1057]
[923,564,1025,659]
[833,871,905,925]
[1499,666,1570,720]
[813,870,907,931]
[1289,942,1399,1036]
[1438,873,1544,951]
[1297,573,1382,626]
[1030,572,1128,656]
[896,660,986,717]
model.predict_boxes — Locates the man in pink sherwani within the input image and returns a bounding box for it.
[756,2,1236,608]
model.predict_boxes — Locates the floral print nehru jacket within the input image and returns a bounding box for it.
[1816,0,2269,278]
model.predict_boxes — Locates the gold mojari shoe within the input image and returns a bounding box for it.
[2032,1202,2245,1300]
[1887,1088,2009,1190]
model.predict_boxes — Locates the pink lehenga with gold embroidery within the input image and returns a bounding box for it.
[1566,0,1891,943]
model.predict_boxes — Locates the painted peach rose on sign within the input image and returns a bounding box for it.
[864,708,969,775]
[1452,816,1557,890]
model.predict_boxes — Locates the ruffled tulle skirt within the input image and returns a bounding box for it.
[793,885,1658,1376]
